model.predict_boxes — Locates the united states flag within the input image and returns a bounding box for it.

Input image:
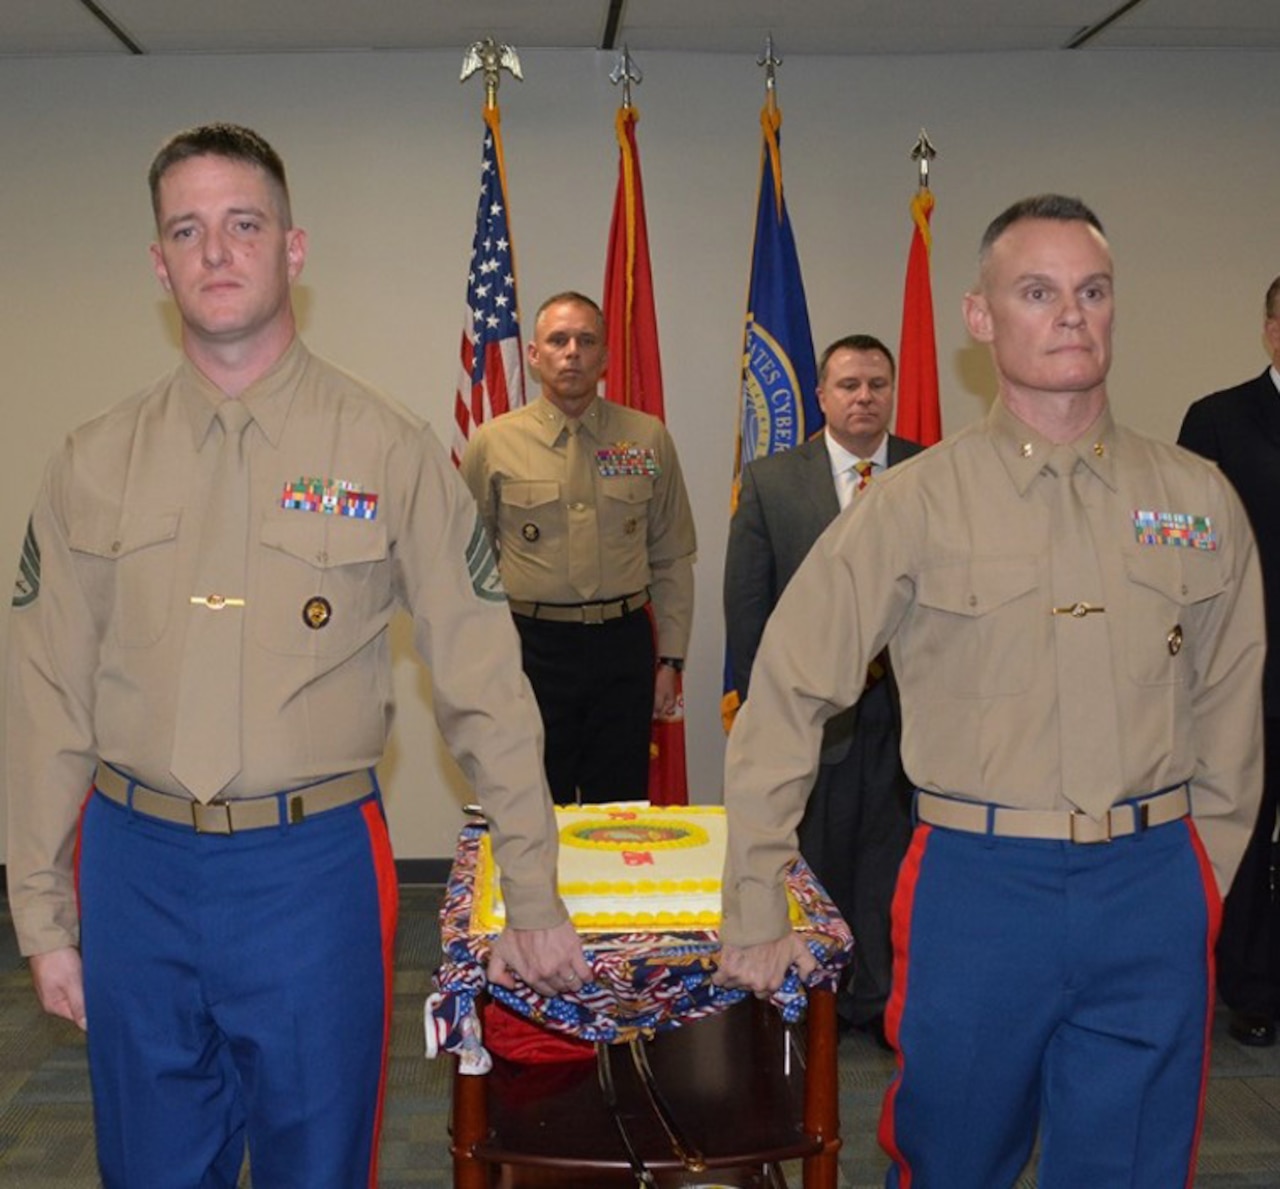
[452,107,525,467]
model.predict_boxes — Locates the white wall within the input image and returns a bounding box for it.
[2,47,1277,860]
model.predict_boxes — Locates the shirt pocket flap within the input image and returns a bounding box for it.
[260,514,388,568]
[602,476,656,505]
[1124,549,1226,607]
[916,559,1039,618]
[69,509,181,560]
[499,479,560,510]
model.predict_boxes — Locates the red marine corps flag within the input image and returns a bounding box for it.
[451,41,527,467]
[602,51,687,805]
[895,130,942,447]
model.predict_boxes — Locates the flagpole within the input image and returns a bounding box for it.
[758,33,781,116]
[459,36,523,111]
[608,47,643,412]
[602,47,687,802]
[723,38,820,731]
[911,128,937,192]
[895,129,943,448]
[451,40,527,466]
[609,44,641,109]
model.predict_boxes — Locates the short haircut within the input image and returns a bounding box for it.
[535,291,606,333]
[1266,276,1280,320]
[819,334,896,383]
[148,123,291,227]
[978,194,1106,264]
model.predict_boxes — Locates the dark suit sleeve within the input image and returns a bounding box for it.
[1177,398,1223,463]
[724,463,777,700]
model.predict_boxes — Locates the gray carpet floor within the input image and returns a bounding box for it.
[3,885,1278,1187]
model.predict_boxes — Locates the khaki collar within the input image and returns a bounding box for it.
[988,397,1117,497]
[177,337,310,451]
[532,393,607,445]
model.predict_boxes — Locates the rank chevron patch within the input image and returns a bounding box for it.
[466,516,505,603]
[12,516,40,607]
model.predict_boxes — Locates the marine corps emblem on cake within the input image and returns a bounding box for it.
[559,816,709,851]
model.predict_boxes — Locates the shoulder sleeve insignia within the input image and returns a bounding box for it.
[11,516,40,608]
[466,514,506,603]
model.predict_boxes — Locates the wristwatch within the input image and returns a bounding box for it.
[657,656,684,672]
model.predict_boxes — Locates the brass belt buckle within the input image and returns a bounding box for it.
[193,801,235,834]
[1069,811,1111,844]
[582,603,605,625]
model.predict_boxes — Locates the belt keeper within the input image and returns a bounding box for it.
[983,802,998,847]
[289,794,305,825]
[1138,801,1150,832]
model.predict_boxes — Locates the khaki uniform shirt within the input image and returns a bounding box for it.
[460,395,696,657]
[723,399,1266,947]
[7,339,566,956]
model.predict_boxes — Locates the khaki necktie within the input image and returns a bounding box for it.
[170,400,252,802]
[1046,449,1122,818]
[565,420,600,599]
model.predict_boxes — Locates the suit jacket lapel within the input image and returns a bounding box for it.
[800,436,841,526]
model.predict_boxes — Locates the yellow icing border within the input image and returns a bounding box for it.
[470,805,807,935]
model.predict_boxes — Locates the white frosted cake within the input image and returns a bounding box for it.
[473,803,730,934]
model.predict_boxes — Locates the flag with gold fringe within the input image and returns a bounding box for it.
[602,102,687,805]
[722,100,821,731]
[895,186,942,446]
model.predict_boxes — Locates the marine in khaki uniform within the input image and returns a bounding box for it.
[714,196,1265,1188]
[5,123,589,1189]
[461,292,696,803]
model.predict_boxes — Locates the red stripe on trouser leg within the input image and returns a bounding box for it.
[361,799,400,1189]
[1181,818,1223,1189]
[877,822,931,1188]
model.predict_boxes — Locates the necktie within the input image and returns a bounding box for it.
[854,459,875,491]
[170,400,252,802]
[1046,449,1122,818]
[565,420,600,599]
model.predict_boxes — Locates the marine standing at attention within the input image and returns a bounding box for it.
[715,195,1264,1187]
[5,122,589,1189]
[461,292,696,804]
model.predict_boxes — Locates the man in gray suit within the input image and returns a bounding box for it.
[724,333,923,1037]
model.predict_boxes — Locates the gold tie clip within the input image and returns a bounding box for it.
[1052,601,1105,617]
[190,594,246,610]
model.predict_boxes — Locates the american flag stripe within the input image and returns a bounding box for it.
[451,105,525,468]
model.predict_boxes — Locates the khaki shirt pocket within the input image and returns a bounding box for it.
[913,559,1039,696]
[601,475,653,541]
[497,479,561,553]
[1122,548,1226,686]
[70,508,182,648]
[256,514,390,656]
